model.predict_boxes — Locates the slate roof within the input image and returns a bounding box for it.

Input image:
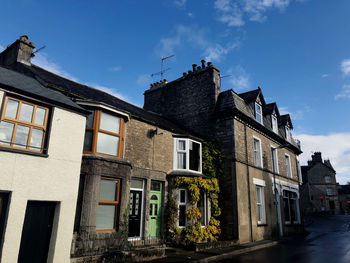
[279,114,293,129]
[238,87,266,105]
[0,66,87,114]
[263,102,280,117]
[7,62,195,136]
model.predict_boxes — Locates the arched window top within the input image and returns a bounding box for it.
[151,195,158,200]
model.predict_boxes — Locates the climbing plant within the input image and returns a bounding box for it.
[166,142,224,245]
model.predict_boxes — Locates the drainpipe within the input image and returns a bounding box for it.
[272,151,280,239]
[244,124,253,242]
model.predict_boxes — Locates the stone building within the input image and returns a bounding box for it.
[0,40,87,262]
[144,61,303,243]
[337,184,350,214]
[300,152,340,215]
[0,36,212,262]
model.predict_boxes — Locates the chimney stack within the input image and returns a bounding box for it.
[0,35,35,67]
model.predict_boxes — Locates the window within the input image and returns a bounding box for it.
[283,190,299,224]
[0,96,48,153]
[96,177,120,231]
[272,115,278,133]
[325,176,332,184]
[271,147,279,173]
[174,138,202,173]
[285,126,291,142]
[83,110,124,158]
[256,186,266,224]
[178,189,188,227]
[253,137,262,168]
[327,188,334,196]
[285,154,292,178]
[255,103,263,124]
[198,191,208,226]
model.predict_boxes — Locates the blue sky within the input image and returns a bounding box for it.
[1,0,350,183]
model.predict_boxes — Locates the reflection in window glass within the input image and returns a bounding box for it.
[19,103,34,122]
[96,132,119,156]
[100,112,120,133]
[14,125,29,148]
[34,108,46,126]
[30,129,44,150]
[0,122,14,145]
[5,99,18,119]
[83,130,93,152]
[100,179,118,201]
[96,205,115,230]
[177,152,186,169]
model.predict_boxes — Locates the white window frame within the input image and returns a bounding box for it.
[285,154,292,178]
[178,188,188,228]
[255,103,263,124]
[253,136,263,168]
[270,146,279,174]
[272,115,278,133]
[173,138,202,173]
[285,126,291,142]
[327,188,334,196]
[255,185,266,224]
[198,191,208,226]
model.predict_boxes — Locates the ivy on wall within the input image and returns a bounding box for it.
[166,142,224,245]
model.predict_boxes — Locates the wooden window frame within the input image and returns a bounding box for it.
[0,96,49,153]
[96,177,121,232]
[83,110,125,158]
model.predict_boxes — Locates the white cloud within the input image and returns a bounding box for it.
[321,74,329,78]
[214,0,294,27]
[226,65,250,91]
[0,44,4,52]
[341,59,350,76]
[188,12,194,18]
[295,132,350,184]
[335,85,350,100]
[174,0,187,7]
[157,24,239,62]
[137,74,152,86]
[279,106,305,120]
[109,66,122,72]
[88,83,130,102]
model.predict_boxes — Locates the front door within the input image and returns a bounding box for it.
[129,190,143,237]
[149,181,162,237]
[18,201,56,263]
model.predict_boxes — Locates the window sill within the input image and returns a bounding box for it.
[0,146,48,158]
[169,170,205,177]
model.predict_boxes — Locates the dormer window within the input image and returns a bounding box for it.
[174,138,202,173]
[285,126,291,142]
[272,115,278,134]
[255,103,262,124]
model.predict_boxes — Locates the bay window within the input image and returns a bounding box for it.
[174,138,202,173]
[0,96,48,153]
[83,110,124,158]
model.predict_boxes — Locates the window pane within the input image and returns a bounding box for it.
[83,130,93,152]
[151,181,161,191]
[284,197,290,222]
[177,152,186,169]
[198,191,206,225]
[34,107,46,126]
[96,204,115,230]
[30,128,44,150]
[131,179,143,189]
[179,205,186,227]
[180,189,186,203]
[189,141,200,171]
[256,187,261,203]
[96,132,119,156]
[100,179,118,201]
[5,99,18,118]
[100,112,120,133]
[257,204,262,221]
[86,111,94,128]
[178,140,186,150]
[19,103,34,123]
[14,125,29,148]
[0,121,14,145]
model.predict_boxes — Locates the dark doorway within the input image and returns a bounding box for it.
[329,200,335,210]
[0,192,10,259]
[129,190,142,237]
[18,201,56,263]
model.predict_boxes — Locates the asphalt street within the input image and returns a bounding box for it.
[220,215,350,263]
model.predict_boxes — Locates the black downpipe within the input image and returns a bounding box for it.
[244,124,253,242]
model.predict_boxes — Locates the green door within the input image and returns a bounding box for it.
[149,181,162,237]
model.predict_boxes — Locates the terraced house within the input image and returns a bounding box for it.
[144,61,303,242]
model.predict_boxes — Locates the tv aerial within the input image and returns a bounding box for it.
[151,54,175,81]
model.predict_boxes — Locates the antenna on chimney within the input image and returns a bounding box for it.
[219,74,232,89]
[31,45,46,57]
[151,54,174,81]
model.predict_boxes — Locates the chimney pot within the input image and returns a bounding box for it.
[183,72,187,77]
[207,62,212,67]
[188,70,192,74]
[197,66,201,71]
[201,59,206,68]
[192,64,197,71]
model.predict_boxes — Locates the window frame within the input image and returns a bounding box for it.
[253,136,263,168]
[271,115,278,133]
[255,103,263,124]
[173,138,202,173]
[256,185,266,224]
[96,177,121,232]
[325,176,332,184]
[0,96,49,153]
[285,154,292,178]
[283,190,299,224]
[178,188,188,228]
[271,146,279,174]
[198,191,208,226]
[285,125,291,142]
[83,110,125,158]
[326,188,334,196]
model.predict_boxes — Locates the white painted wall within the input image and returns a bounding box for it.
[0,90,86,263]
